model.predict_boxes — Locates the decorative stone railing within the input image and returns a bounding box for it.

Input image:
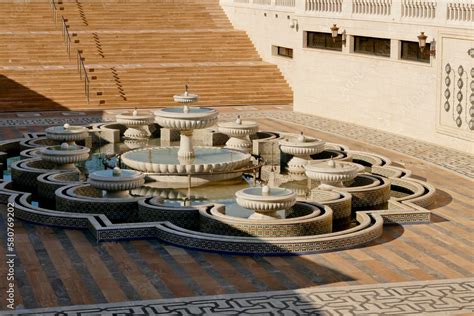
[305,0,343,13]
[447,1,474,21]
[352,0,392,16]
[401,0,437,19]
[253,0,271,5]
[227,0,473,26]
[275,0,296,7]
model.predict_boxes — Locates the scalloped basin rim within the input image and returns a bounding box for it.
[305,162,359,174]
[236,187,297,202]
[218,121,258,129]
[122,147,250,165]
[89,169,144,181]
[45,125,88,133]
[116,111,154,119]
[155,107,218,119]
[279,139,325,147]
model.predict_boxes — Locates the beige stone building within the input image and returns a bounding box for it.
[221,0,474,153]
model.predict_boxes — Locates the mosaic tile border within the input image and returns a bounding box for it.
[4,278,473,315]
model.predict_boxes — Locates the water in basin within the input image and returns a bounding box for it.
[161,107,212,114]
[243,187,292,196]
[125,147,246,165]
[93,169,137,178]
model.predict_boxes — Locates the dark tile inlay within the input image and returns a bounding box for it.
[53,228,107,304]
[22,223,72,306]
[121,241,174,299]
[147,240,206,296]
[0,210,38,309]
[83,233,141,301]
[186,249,239,293]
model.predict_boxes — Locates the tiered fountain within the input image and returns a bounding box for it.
[121,86,252,183]
[155,84,217,158]
[1,100,435,255]
[279,132,325,177]
[116,108,155,140]
[88,167,145,198]
[218,115,258,153]
[235,185,296,219]
[10,123,91,191]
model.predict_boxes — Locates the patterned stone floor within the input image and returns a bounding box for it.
[4,278,473,315]
[0,106,472,315]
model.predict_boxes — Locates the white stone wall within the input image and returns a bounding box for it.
[220,0,474,154]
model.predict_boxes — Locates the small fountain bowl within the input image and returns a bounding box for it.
[279,134,325,157]
[235,186,297,215]
[88,168,145,193]
[218,119,258,138]
[174,92,199,103]
[305,161,361,184]
[45,123,89,143]
[40,143,90,167]
[116,110,155,126]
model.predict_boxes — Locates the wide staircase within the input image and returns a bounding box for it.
[0,0,293,112]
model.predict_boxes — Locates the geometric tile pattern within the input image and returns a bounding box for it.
[8,278,473,315]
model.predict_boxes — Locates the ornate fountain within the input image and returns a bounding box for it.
[218,115,258,153]
[0,96,435,255]
[122,87,252,183]
[40,142,90,170]
[279,132,325,176]
[88,167,145,198]
[155,85,217,158]
[45,123,89,145]
[116,109,155,140]
[235,185,296,219]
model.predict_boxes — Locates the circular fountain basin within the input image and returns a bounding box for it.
[40,143,90,169]
[235,186,297,220]
[122,147,251,182]
[116,110,155,126]
[117,110,155,139]
[305,161,361,188]
[45,123,89,144]
[218,116,258,152]
[279,133,325,157]
[155,107,218,130]
[218,119,258,137]
[279,133,325,176]
[88,168,145,198]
